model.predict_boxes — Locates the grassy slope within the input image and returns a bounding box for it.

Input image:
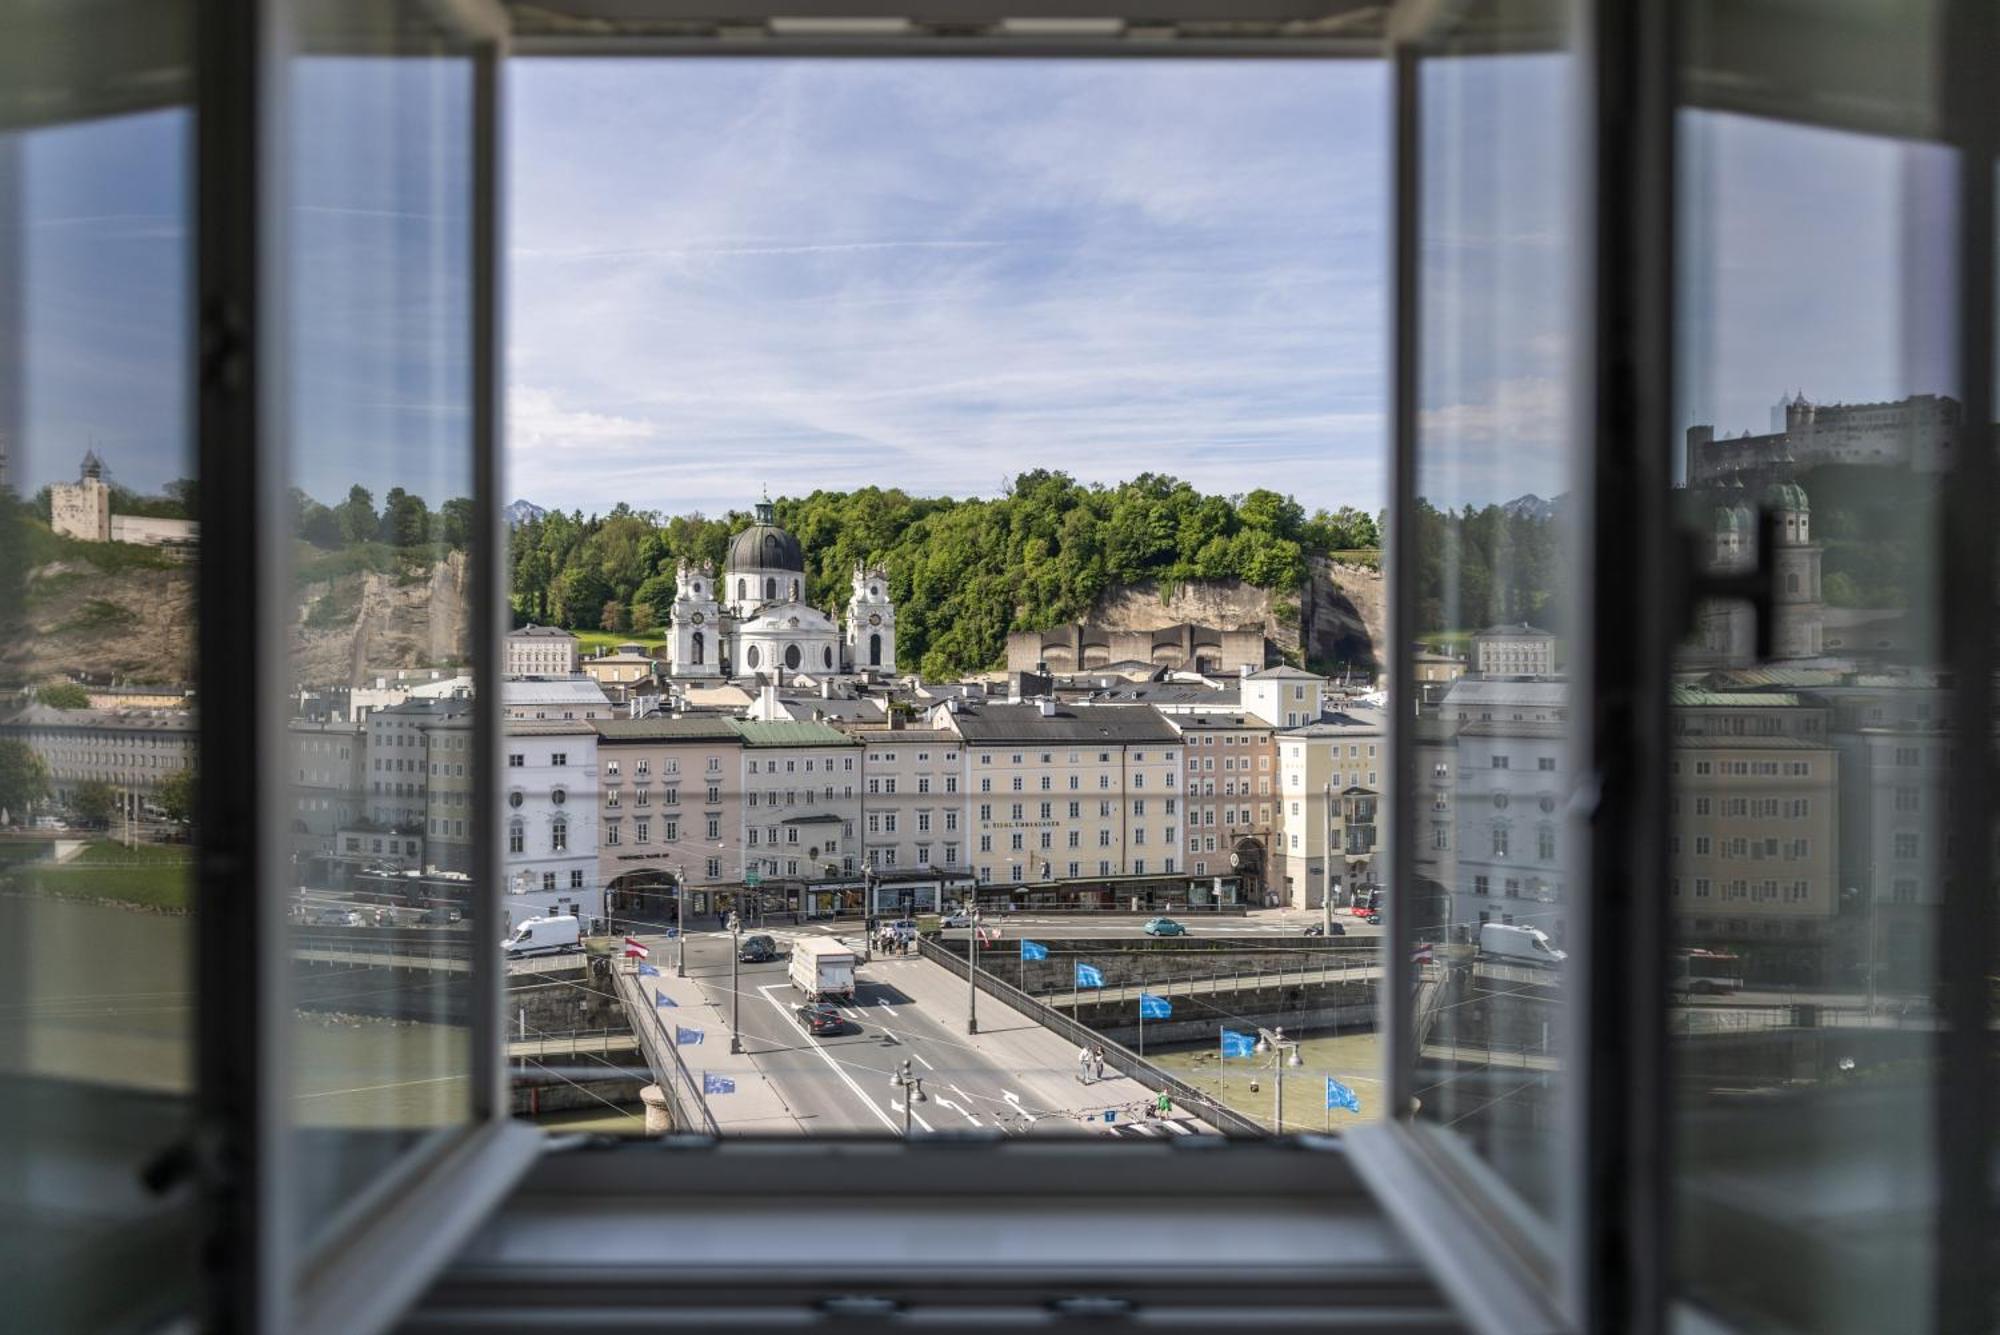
[3,838,193,912]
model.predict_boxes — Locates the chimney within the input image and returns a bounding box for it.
[1239,664,1253,679]
[821,678,832,700]
[1037,698,1058,718]
[760,682,778,717]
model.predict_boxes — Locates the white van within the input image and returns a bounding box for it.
[789,938,857,1002]
[503,915,582,958]
[1478,922,1566,966]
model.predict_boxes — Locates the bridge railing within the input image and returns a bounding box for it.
[633,973,721,1137]
[917,935,1266,1136]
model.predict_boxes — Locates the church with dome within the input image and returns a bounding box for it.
[1695,479,1824,665]
[666,499,898,681]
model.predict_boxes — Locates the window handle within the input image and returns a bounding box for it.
[1677,505,1779,662]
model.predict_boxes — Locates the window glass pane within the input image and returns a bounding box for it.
[286,2,477,1250]
[1672,7,1948,1327]
[1406,4,1578,1226]
[0,5,200,1325]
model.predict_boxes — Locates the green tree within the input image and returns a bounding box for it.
[336,485,377,545]
[157,766,197,825]
[630,602,658,634]
[0,739,50,824]
[36,682,91,709]
[378,487,430,548]
[437,496,475,550]
[600,599,628,634]
[69,779,117,829]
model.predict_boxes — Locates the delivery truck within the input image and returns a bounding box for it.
[790,937,857,1002]
[502,915,583,958]
[1478,922,1565,967]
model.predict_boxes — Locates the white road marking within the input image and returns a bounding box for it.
[889,1099,936,1132]
[931,1096,983,1126]
[911,1052,934,1071]
[755,984,899,1134]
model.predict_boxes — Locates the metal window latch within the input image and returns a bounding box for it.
[1675,505,1780,663]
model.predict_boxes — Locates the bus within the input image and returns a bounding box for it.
[1670,948,1744,996]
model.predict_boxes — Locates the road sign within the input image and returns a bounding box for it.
[744,870,762,888]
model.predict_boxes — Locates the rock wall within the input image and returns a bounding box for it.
[291,550,472,688]
[1300,557,1384,678]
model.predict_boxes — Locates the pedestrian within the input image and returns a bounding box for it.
[1077,1044,1093,1085]
[1092,1044,1107,1082]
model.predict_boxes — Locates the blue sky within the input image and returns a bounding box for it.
[7,59,1959,519]
[506,59,1390,517]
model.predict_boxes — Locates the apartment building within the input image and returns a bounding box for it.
[505,624,580,677]
[1471,622,1558,677]
[933,700,1183,887]
[502,721,600,926]
[1668,686,1840,983]
[1453,720,1568,942]
[1276,713,1385,910]
[502,677,614,722]
[286,717,365,883]
[735,720,864,885]
[1169,712,1276,895]
[859,728,967,876]
[354,696,475,874]
[1240,665,1326,729]
[5,702,196,806]
[594,716,744,914]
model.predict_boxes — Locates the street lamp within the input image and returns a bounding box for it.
[966,901,980,1035]
[1254,1025,1304,1133]
[674,868,687,979]
[890,1057,927,1137]
[728,909,743,1054]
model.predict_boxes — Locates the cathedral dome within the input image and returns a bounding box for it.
[1761,481,1809,513]
[727,500,804,572]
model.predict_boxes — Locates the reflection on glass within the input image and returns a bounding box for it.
[1671,91,1948,1333]
[1405,9,1577,1223]
[286,3,477,1250]
[0,41,200,1330]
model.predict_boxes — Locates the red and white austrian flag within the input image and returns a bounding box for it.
[623,936,650,959]
[1411,942,1435,965]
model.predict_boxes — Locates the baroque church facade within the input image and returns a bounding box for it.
[668,499,897,680]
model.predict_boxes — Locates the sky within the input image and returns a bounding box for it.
[4,57,1960,519]
[506,59,1391,518]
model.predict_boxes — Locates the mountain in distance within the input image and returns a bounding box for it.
[1500,493,1560,522]
[504,498,547,528]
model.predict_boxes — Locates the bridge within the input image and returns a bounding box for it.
[1043,955,1385,1008]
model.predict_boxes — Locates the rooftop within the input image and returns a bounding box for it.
[507,624,577,640]
[594,717,743,744]
[944,701,1181,744]
[728,719,861,748]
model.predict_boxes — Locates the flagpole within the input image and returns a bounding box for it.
[1138,998,1144,1058]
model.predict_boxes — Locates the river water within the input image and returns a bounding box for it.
[0,894,472,1125]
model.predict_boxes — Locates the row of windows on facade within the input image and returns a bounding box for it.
[590,756,724,776]
[1672,834,1817,858]
[972,827,1170,851]
[1669,878,1817,902]
[976,859,1173,882]
[1669,758,1820,776]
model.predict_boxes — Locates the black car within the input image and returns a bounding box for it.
[738,934,778,963]
[1303,921,1346,937]
[794,1002,845,1036]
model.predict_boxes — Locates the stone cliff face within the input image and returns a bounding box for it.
[4,549,471,690]
[291,550,471,688]
[1083,561,1385,678]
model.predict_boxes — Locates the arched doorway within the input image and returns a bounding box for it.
[869,632,882,666]
[691,630,704,664]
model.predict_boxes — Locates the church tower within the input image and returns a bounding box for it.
[668,560,722,678]
[845,563,896,674]
[1765,482,1823,660]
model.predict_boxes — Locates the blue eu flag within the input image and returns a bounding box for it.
[654,992,678,1008]
[1325,1077,1360,1113]
[637,962,660,977]
[1220,1028,1256,1059]
[1138,993,1172,1020]
[1020,939,1050,961]
[676,1026,704,1046]
[1075,962,1105,989]
[703,1072,736,1095]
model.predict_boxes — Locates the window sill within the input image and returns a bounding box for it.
[403,1134,1464,1332]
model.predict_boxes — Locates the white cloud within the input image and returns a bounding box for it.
[506,60,1390,517]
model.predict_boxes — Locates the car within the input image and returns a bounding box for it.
[1142,916,1187,937]
[793,1002,846,1036]
[313,907,364,927]
[738,934,779,963]
[1303,921,1347,937]
[940,910,978,928]
[1350,905,1380,923]
[421,905,463,925]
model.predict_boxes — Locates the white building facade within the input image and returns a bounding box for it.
[503,722,601,926]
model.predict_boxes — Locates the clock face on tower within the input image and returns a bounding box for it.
[868,613,882,626]
[692,612,705,624]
